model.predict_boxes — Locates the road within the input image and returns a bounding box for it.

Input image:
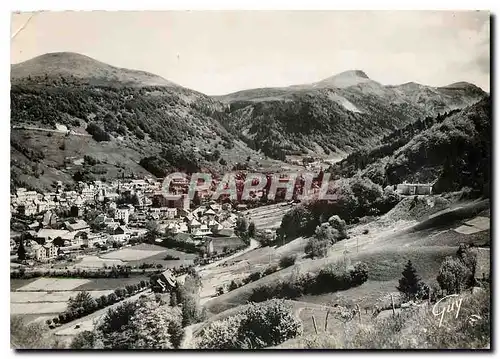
[197,238,260,272]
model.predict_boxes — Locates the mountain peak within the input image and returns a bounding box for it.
[334,70,370,79]
[11,52,179,88]
[315,69,372,88]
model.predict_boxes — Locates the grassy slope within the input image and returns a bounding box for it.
[204,198,490,315]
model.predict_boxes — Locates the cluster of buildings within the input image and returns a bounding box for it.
[10,176,245,262]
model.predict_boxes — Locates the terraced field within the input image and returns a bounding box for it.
[242,203,293,230]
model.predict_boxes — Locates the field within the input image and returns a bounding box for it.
[72,243,196,269]
[211,237,247,253]
[10,276,148,318]
[100,246,166,261]
[16,278,92,291]
[198,236,308,304]
[242,203,293,230]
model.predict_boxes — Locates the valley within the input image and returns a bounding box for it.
[10,50,491,350]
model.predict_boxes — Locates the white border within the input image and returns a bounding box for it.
[2,1,498,359]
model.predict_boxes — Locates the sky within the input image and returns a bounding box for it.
[11,11,490,95]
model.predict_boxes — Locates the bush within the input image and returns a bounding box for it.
[263,264,279,276]
[350,262,369,286]
[198,314,245,349]
[437,256,472,294]
[245,271,262,284]
[228,280,241,291]
[216,286,225,296]
[250,261,369,302]
[70,331,103,349]
[86,122,111,142]
[164,254,181,260]
[305,237,329,258]
[198,300,302,349]
[279,254,297,269]
[238,299,302,348]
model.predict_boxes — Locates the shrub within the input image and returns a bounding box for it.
[216,286,225,296]
[164,254,181,260]
[86,122,111,142]
[279,254,297,269]
[350,262,369,286]
[247,271,262,283]
[437,256,472,294]
[263,264,279,276]
[70,331,103,349]
[250,261,369,302]
[198,314,245,349]
[305,237,329,258]
[228,280,240,291]
[238,299,302,348]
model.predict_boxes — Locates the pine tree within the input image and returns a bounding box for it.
[17,240,26,261]
[248,222,256,238]
[396,260,422,301]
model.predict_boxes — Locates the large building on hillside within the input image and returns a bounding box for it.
[396,183,434,195]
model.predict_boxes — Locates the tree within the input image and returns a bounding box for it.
[126,300,180,349]
[437,256,472,294]
[53,236,65,247]
[145,220,161,241]
[248,222,256,238]
[457,244,477,286]
[314,223,338,244]
[70,330,103,349]
[168,319,184,349]
[305,237,328,259]
[17,239,26,261]
[396,260,423,301]
[96,301,138,349]
[279,254,297,269]
[235,217,248,237]
[67,291,97,313]
[327,215,347,240]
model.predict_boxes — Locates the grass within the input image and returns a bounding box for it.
[204,199,488,315]
[74,276,150,291]
[211,237,247,253]
[287,288,490,349]
[11,278,38,291]
[299,279,399,310]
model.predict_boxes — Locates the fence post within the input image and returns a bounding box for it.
[312,315,318,334]
[356,304,361,323]
[391,294,396,317]
[324,310,330,332]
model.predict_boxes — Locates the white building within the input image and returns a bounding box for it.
[115,207,130,224]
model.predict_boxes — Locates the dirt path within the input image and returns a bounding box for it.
[12,125,91,137]
[179,323,203,349]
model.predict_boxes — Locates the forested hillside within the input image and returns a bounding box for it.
[329,96,491,194]
[218,71,486,160]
